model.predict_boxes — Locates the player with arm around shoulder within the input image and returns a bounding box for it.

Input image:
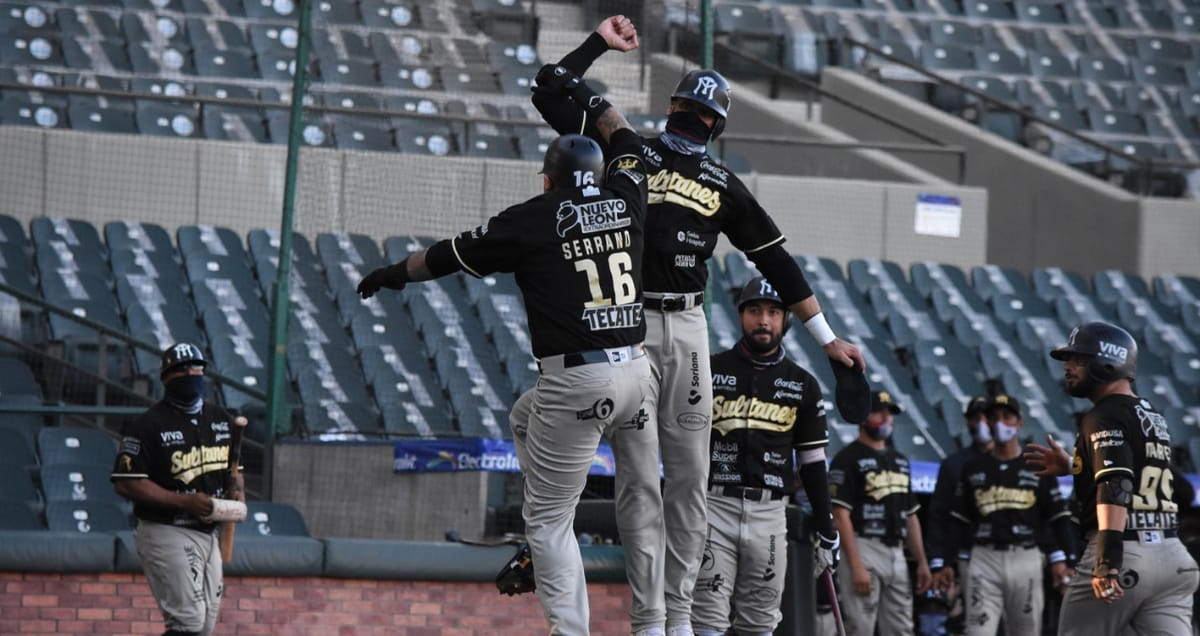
[111,344,247,636]
[1026,322,1198,636]
[690,277,839,636]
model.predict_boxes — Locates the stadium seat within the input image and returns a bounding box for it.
[39,463,129,510]
[36,427,118,468]
[45,500,131,533]
[1152,273,1200,307]
[0,500,44,529]
[0,461,41,505]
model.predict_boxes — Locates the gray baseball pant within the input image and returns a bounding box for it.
[510,351,658,635]
[635,304,712,627]
[836,536,914,636]
[690,491,787,635]
[1058,535,1198,636]
[134,520,222,635]
[965,545,1043,636]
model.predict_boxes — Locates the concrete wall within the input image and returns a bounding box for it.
[817,68,1200,278]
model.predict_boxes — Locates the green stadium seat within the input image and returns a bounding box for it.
[46,500,131,533]
[36,427,117,468]
[0,500,43,529]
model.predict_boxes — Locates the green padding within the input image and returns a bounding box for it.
[322,539,627,583]
[0,530,115,573]
[225,536,324,576]
[115,531,324,577]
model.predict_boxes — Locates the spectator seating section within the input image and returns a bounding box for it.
[4,212,1200,467]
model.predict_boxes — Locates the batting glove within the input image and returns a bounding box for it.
[356,260,409,299]
[531,64,581,96]
[814,530,841,574]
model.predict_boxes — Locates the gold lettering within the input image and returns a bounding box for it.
[647,169,721,216]
[973,486,1037,516]
[864,470,910,500]
[712,395,798,435]
[169,445,230,485]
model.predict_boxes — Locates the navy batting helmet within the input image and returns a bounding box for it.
[671,69,732,139]
[1050,321,1138,383]
[541,134,604,191]
[161,342,206,376]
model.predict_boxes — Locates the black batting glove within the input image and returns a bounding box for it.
[531,64,581,96]
[356,259,409,299]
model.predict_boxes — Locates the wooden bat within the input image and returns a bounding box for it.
[822,566,847,636]
[219,415,248,563]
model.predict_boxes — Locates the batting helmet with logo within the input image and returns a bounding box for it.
[1050,321,1138,383]
[737,276,790,334]
[161,342,207,376]
[541,134,605,191]
[671,69,732,139]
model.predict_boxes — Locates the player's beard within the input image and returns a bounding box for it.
[1064,372,1096,399]
[742,328,782,355]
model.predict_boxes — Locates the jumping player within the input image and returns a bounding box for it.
[357,38,666,633]
[531,18,865,633]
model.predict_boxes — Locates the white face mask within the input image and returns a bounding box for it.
[993,420,1019,444]
[971,417,992,443]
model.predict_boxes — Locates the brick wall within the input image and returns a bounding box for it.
[0,573,636,635]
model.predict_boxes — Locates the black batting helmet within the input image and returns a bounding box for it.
[541,134,604,190]
[737,276,790,334]
[671,69,732,139]
[161,342,206,376]
[1050,322,1138,383]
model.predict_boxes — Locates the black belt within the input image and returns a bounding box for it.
[644,292,704,312]
[978,541,1037,551]
[712,485,787,502]
[537,345,645,373]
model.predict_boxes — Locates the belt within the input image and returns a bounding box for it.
[1124,528,1177,541]
[644,291,704,312]
[537,344,645,373]
[978,541,1037,551]
[711,485,787,502]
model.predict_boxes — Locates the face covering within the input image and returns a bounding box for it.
[664,110,713,144]
[971,418,992,443]
[993,420,1019,444]
[864,422,893,441]
[165,375,205,411]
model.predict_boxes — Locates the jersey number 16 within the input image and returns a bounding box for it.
[575,252,635,307]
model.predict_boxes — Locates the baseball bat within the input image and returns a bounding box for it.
[822,566,847,636]
[219,415,248,563]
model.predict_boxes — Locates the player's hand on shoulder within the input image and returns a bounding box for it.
[596,14,638,52]
[824,338,865,371]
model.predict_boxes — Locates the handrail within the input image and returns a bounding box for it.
[0,279,266,401]
[839,38,1200,176]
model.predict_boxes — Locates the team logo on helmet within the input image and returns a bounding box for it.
[694,76,719,100]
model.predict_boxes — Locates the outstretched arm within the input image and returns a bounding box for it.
[532,15,638,137]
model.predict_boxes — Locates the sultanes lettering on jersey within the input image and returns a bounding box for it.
[712,395,798,434]
[647,169,722,216]
[865,470,911,500]
[170,445,230,484]
[973,486,1038,515]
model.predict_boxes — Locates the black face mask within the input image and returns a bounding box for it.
[165,374,205,403]
[665,110,713,143]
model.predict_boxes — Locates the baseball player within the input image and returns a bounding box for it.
[532,18,865,633]
[829,390,932,636]
[1025,322,1199,636]
[690,276,838,636]
[930,393,1075,636]
[925,395,992,630]
[357,55,665,634]
[111,343,246,636]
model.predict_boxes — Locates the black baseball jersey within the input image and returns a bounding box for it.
[449,131,648,358]
[950,454,1070,549]
[1070,394,1179,534]
[829,440,919,541]
[707,348,828,495]
[639,137,784,294]
[111,401,238,527]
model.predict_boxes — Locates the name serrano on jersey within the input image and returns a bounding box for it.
[647,169,722,216]
[712,394,798,434]
[864,470,910,500]
[973,486,1037,515]
[556,199,631,237]
[171,445,230,485]
[561,230,632,260]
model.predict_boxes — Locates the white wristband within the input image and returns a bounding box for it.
[1049,550,1067,564]
[804,312,837,346]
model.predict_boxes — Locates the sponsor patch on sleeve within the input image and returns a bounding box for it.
[120,437,141,456]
